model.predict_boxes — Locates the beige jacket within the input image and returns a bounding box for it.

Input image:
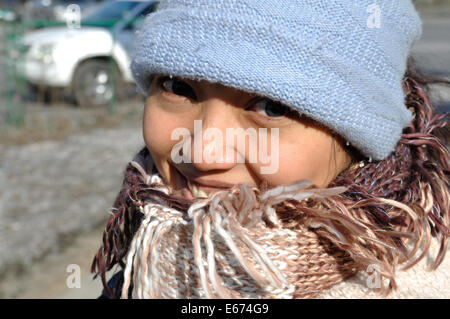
[316,240,450,299]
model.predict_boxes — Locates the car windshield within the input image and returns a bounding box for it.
[82,1,140,26]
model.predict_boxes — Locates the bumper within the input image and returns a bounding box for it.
[19,59,72,87]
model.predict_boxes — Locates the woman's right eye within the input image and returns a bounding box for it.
[157,76,197,100]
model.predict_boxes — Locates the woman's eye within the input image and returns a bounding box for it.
[158,76,197,100]
[251,99,289,118]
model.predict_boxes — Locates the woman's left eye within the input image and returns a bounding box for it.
[251,99,289,118]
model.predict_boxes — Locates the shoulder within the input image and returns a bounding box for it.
[316,240,450,299]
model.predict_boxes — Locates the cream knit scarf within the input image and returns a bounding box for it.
[120,153,360,299]
[117,151,448,299]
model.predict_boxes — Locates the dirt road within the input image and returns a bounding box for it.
[0,121,143,298]
[1,224,106,298]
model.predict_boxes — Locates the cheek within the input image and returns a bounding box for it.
[254,130,336,187]
[143,100,186,160]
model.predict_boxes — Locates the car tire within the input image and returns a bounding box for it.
[72,58,123,108]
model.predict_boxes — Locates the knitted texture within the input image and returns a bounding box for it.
[316,238,450,298]
[114,147,449,298]
[120,152,358,299]
[131,0,422,160]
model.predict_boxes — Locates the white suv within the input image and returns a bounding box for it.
[21,0,158,107]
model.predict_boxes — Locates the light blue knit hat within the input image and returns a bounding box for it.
[131,0,422,161]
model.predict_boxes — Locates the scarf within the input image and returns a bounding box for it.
[97,146,447,299]
[120,151,358,298]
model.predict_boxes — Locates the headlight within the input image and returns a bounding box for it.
[29,43,56,63]
[53,5,66,22]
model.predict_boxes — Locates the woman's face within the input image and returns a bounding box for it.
[143,75,351,199]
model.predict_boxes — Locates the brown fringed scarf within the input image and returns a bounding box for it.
[91,76,449,299]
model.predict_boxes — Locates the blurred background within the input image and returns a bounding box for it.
[0,0,449,298]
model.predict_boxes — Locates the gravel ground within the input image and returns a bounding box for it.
[0,224,107,298]
[0,122,143,297]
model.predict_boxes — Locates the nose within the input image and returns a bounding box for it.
[187,98,243,172]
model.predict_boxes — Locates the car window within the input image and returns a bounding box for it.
[124,2,159,31]
[83,1,140,23]
[140,2,159,17]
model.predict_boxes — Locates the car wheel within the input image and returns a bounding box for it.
[72,59,122,108]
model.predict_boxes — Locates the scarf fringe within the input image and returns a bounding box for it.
[120,175,348,299]
[118,143,449,298]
